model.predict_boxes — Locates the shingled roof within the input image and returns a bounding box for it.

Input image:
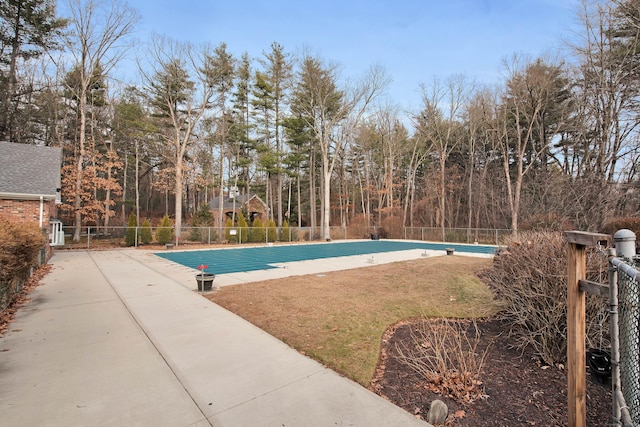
[0,141,62,200]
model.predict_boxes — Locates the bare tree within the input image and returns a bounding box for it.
[140,36,217,244]
[417,75,471,240]
[572,1,640,182]
[462,87,505,235]
[499,56,570,234]
[292,52,388,239]
[62,0,138,242]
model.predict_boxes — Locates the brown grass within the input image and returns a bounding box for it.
[206,255,496,386]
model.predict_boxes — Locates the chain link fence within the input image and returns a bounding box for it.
[612,255,640,425]
[53,225,508,249]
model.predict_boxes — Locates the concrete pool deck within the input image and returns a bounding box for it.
[0,244,491,426]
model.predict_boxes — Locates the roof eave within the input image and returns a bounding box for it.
[0,192,58,201]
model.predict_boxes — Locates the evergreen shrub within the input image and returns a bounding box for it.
[156,215,174,245]
[251,217,265,243]
[124,213,138,246]
[140,219,152,244]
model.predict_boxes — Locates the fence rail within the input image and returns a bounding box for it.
[53,225,510,249]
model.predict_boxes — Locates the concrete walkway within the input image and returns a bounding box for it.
[0,248,436,427]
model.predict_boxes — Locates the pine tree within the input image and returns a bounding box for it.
[0,0,66,142]
[190,203,214,242]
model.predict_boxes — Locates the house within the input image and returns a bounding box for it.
[0,141,64,253]
[208,191,269,227]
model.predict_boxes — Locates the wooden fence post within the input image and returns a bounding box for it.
[564,231,610,427]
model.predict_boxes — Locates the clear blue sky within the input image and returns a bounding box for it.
[111,0,582,113]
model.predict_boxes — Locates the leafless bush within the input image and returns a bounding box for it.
[347,214,374,239]
[381,215,404,238]
[0,220,45,311]
[480,231,608,366]
[394,318,490,404]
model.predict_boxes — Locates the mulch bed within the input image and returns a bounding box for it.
[371,318,613,426]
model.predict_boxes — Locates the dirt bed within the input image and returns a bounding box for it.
[371,318,613,426]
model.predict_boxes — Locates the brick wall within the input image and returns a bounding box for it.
[0,198,56,261]
[246,198,268,220]
[0,198,54,228]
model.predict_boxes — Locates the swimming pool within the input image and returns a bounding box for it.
[155,240,497,275]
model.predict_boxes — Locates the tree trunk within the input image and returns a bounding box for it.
[439,155,446,241]
[135,140,140,221]
[73,86,87,243]
[309,148,316,231]
[175,157,183,245]
[322,165,331,240]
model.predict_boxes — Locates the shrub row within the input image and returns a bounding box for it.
[124,214,171,246]
[0,220,45,310]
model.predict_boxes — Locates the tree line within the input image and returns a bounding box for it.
[2,0,640,242]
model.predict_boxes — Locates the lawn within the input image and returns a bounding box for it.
[206,255,497,386]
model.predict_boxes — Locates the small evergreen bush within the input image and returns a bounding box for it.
[125,213,138,246]
[190,204,214,242]
[156,215,174,245]
[140,219,152,244]
[281,220,291,242]
[266,219,277,242]
[237,212,249,243]
[251,217,265,243]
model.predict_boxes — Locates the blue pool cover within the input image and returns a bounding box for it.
[156,240,496,274]
[155,240,496,275]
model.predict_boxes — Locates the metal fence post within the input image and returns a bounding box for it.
[615,229,639,424]
[614,229,636,259]
[608,247,622,424]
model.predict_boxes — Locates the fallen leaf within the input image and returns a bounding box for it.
[454,410,466,418]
